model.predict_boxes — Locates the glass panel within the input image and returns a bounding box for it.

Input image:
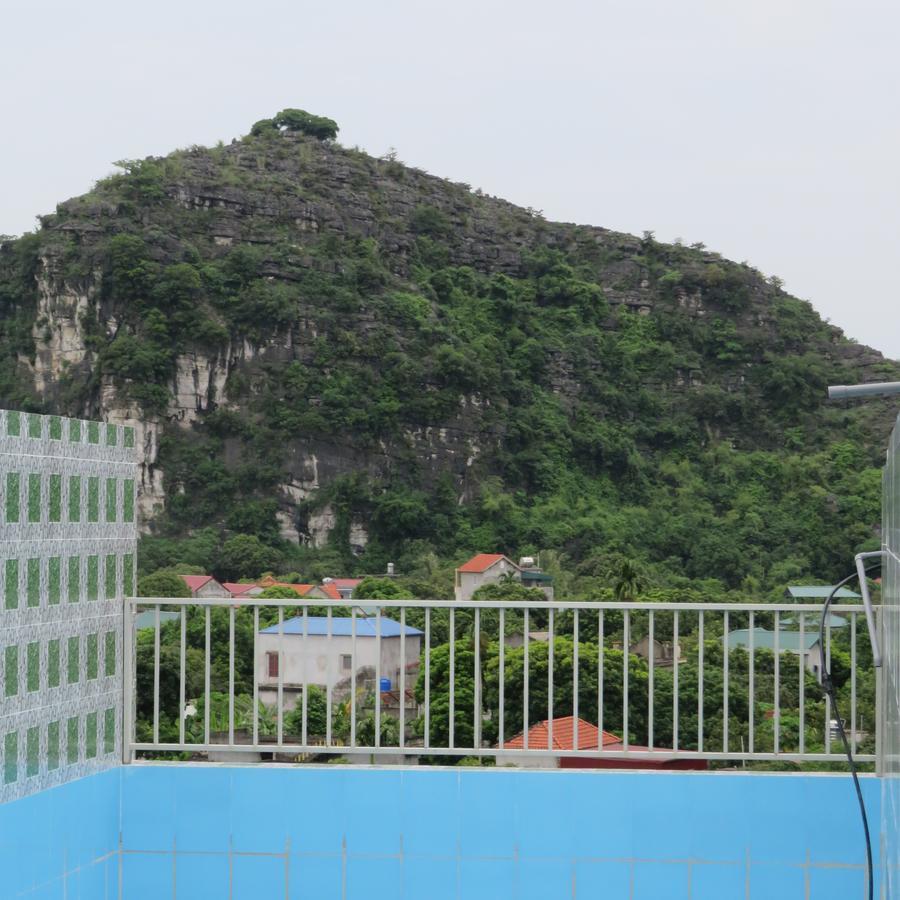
[123,553,134,597]
[87,421,100,444]
[27,414,41,439]
[7,411,20,436]
[105,554,116,600]
[104,708,115,755]
[106,423,117,446]
[124,426,135,448]
[123,479,135,522]
[49,416,62,440]
[68,419,80,442]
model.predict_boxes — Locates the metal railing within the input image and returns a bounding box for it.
[124,597,880,765]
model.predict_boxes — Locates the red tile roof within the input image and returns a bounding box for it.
[329,578,362,590]
[223,582,257,596]
[179,575,214,592]
[501,716,620,751]
[457,553,510,574]
[319,582,342,600]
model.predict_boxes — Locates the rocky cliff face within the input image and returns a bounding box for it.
[0,122,896,579]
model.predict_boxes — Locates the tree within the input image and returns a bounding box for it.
[354,576,413,600]
[272,109,338,140]
[613,559,645,603]
[216,534,280,581]
[137,571,191,598]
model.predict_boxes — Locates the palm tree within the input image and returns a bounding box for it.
[613,559,645,603]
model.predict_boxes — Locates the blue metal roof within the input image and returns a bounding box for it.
[259,615,422,637]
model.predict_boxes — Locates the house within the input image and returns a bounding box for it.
[256,615,422,709]
[496,715,706,770]
[223,582,264,599]
[178,575,231,598]
[324,578,363,599]
[454,554,554,602]
[629,635,682,668]
[727,628,823,676]
[784,585,861,601]
[255,577,340,600]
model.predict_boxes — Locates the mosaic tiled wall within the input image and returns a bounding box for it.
[0,409,136,802]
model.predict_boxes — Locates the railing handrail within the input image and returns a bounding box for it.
[130,596,871,614]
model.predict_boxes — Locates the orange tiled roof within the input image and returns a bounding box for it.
[457,553,509,574]
[179,575,214,592]
[501,716,620,751]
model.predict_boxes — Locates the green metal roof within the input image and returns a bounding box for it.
[781,614,847,629]
[134,610,180,629]
[785,585,861,599]
[521,572,554,584]
[727,628,820,652]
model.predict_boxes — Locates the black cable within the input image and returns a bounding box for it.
[819,566,879,900]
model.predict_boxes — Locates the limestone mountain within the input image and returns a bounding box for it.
[0,111,895,589]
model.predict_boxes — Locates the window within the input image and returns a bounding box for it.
[267,652,279,678]
[340,654,352,671]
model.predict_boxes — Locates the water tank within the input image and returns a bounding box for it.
[386,562,395,576]
[379,677,392,692]
[322,576,333,583]
[519,556,535,569]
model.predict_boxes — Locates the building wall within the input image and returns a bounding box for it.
[195,579,230,598]
[0,410,137,804]
[256,633,421,694]
[118,765,882,900]
[455,559,517,601]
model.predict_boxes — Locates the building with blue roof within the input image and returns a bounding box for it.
[256,615,423,708]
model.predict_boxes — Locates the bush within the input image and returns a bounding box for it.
[137,571,191,598]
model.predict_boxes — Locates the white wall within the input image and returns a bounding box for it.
[256,633,421,695]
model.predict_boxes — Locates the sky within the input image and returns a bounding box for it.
[1,0,898,358]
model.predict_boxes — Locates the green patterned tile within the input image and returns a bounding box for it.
[68,418,80,442]
[27,414,41,439]
[87,421,100,444]
[26,642,39,692]
[47,721,60,771]
[7,411,20,437]
[124,426,135,448]
[105,477,117,522]
[4,732,17,784]
[104,708,115,755]
[105,631,116,677]
[67,556,80,603]
[48,556,61,605]
[49,416,62,440]
[87,555,99,601]
[68,475,81,522]
[26,557,39,608]
[66,636,79,685]
[87,476,99,522]
[5,558,18,610]
[123,553,134,597]
[27,473,40,522]
[25,727,38,777]
[49,473,61,522]
[66,718,78,765]
[4,645,17,697]
[48,639,60,688]
[6,471,20,523]
[86,633,98,680]
[85,712,97,759]
[105,554,116,600]
[123,478,135,522]
[106,423,117,446]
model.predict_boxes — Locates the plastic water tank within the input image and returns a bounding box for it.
[379,677,392,692]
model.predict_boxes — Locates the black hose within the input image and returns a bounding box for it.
[819,567,879,900]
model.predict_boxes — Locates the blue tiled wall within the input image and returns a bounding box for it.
[119,766,881,900]
[0,767,119,898]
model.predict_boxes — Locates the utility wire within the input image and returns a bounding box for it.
[819,567,879,900]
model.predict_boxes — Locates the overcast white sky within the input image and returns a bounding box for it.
[1,0,897,358]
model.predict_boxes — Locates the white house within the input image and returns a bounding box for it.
[256,615,422,709]
[454,553,554,601]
